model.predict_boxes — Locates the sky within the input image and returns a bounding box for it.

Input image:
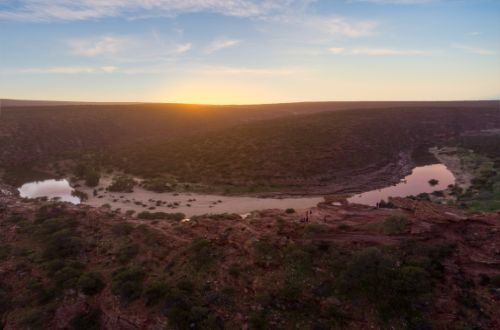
[0,0,499,104]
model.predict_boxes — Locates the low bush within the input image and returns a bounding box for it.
[144,281,170,306]
[0,244,11,260]
[72,190,89,202]
[339,247,432,323]
[108,175,136,193]
[70,308,101,330]
[428,179,439,186]
[78,272,105,295]
[43,232,82,259]
[141,177,176,193]
[111,267,145,302]
[111,222,134,236]
[138,212,185,221]
[54,263,85,289]
[188,239,218,271]
[116,244,140,264]
[382,215,410,235]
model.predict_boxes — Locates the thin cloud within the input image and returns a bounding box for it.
[196,65,300,76]
[328,47,346,54]
[175,43,192,54]
[68,36,130,57]
[18,66,119,74]
[308,17,378,37]
[349,0,436,4]
[205,38,241,54]
[0,0,315,21]
[328,47,434,56]
[453,44,497,56]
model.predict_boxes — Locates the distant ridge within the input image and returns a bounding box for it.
[0,99,144,107]
[1,99,498,109]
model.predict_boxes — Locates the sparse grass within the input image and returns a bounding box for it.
[382,215,410,235]
[78,272,105,295]
[111,266,145,302]
[137,211,185,221]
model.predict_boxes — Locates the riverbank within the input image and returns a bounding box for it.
[430,147,473,190]
[77,176,323,217]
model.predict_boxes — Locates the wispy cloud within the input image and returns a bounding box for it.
[18,66,119,74]
[175,43,192,54]
[328,47,435,56]
[66,34,193,62]
[349,0,436,4]
[205,38,241,54]
[453,44,497,55]
[465,32,482,37]
[196,65,300,76]
[304,16,378,37]
[0,0,315,21]
[68,36,130,57]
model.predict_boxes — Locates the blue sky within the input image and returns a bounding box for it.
[0,0,499,104]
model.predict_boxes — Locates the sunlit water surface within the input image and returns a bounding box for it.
[347,164,455,206]
[18,179,80,204]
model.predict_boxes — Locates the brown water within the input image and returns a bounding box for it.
[347,164,455,206]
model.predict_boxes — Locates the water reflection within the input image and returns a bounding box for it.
[348,164,455,206]
[18,179,80,204]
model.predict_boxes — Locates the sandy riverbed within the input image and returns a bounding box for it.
[430,147,472,190]
[78,176,323,217]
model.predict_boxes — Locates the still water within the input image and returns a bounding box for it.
[17,163,455,212]
[347,164,455,206]
[18,179,80,204]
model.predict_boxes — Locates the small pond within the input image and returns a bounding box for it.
[18,179,80,204]
[347,164,455,206]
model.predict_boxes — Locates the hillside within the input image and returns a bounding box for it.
[1,185,499,329]
[109,106,500,194]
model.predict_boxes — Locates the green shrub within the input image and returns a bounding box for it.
[20,307,53,328]
[84,169,100,188]
[72,190,89,202]
[141,177,176,193]
[144,281,170,306]
[27,280,57,305]
[285,208,295,214]
[338,247,396,302]
[188,239,218,271]
[382,215,410,235]
[78,272,105,295]
[428,179,439,186]
[70,308,101,330]
[303,224,328,237]
[339,247,432,323]
[108,175,136,192]
[337,223,350,231]
[137,212,185,221]
[54,264,84,289]
[228,264,242,278]
[249,310,267,330]
[43,232,82,259]
[116,244,140,264]
[0,244,11,260]
[253,239,280,267]
[111,222,134,236]
[491,275,500,288]
[111,267,145,302]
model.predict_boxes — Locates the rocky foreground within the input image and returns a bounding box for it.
[1,184,499,330]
